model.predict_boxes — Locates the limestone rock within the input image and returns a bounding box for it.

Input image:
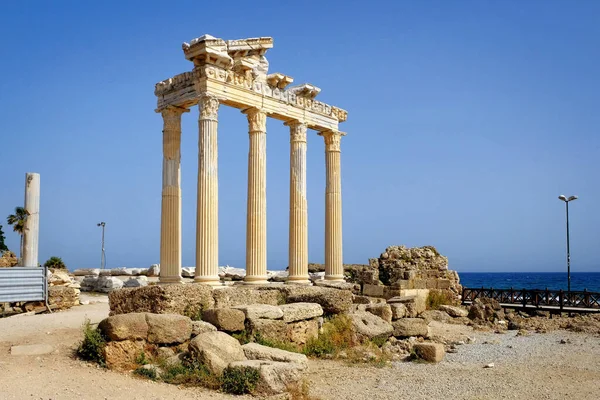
[279,303,323,322]
[282,286,353,315]
[313,280,356,291]
[421,310,451,323]
[267,270,289,282]
[48,269,72,285]
[48,286,79,310]
[228,360,305,396]
[189,331,247,376]
[218,265,246,280]
[181,267,195,278]
[413,342,445,363]
[146,313,192,344]
[438,305,468,318]
[212,287,284,309]
[233,304,283,320]
[192,320,217,337]
[124,277,148,288]
[109,284,215,316]
[242,343,308,368]
[156,347,176,360]
[468,298,502,322]
[110,267,128,276]
[103,340,145,371]
[0,251,18,267]
[287,319,319,345]
[99,313,149,341]
[147,264,160,277]
[73,268,100,276]
[250,319,287,343]
[348,311,393,340]
[392,318,429,338]
[99,269,112,276]
[202,308,245,332]
[390,303,407,320]
[365,304,392,323]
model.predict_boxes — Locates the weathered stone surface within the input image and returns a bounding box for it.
[146,313,192,344]
[99,313,149,341]
[390,303,407,320]
[212,287,284,309]
[181,267,195,278]
[156,347,176,360]
[73,268,100,276]
[242,343,308,368]
[392,318,429,338]
[192,321,217,336]
[103,340,145,371]
[233,304,283,320]
[365,304,392,323]
[421,310,451,323]
[147,264,160,277]
[202,308,245,332]
[313,280,355,291]
[110,267,129,276]
[362,284,385,297]
[99,269,112,276]
[287,319,319,345]
[249,319,288,342]
[87,276,123,293]
[48,269,72,285]
[218,266,246,281]
[468,298,502,322]
[267,270,289,282]
[0,251,18,268]
[48,286,79,310]
[109,284,214,316]
[438,305,468,318]
[279,303,323,322]
[229,360,305,396]
[282,286,352,315]
[348,311,393,340]
[123,277,148,288]
[413,342,445,363]
[189,331,247,375]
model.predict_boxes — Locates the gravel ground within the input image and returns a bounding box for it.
[1,298,599,399]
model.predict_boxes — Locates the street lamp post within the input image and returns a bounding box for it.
[97,222,106,270]
[558,195,577,292]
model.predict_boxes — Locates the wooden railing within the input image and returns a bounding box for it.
[462,287,600,311]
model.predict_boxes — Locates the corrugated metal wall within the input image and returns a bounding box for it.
[0,267,47,303]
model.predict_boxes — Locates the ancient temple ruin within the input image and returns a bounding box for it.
[154,35,348,285]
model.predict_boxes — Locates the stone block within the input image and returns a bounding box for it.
[390,303,407,320]
[404,270,417,280]
[365,304,392,323]
[413,279,427,289]
[420,310,451,323]
[192,320,217,336]
[250,319,288,343]
[103,340,145,371]
[426,279,438,289]
[99,313,148,341]
[108,284,214,316]
[202,308,246,332]
[48,286,79,310]
[212,287,284,309]
[233,304,283,320]
[189,331,247,376]
[279,303,323,322]
[392,318,429,338]
[228,360,305,396]
[413,342,445,363]
[146,313,192,344]
[437,279,451,289]
[438,305,468,318]
[73,268,99,276]
[287,319,319,344]
[362,284,384,297]
[348,311,393,341]
[282,286,353,315]
[242,343,308,368]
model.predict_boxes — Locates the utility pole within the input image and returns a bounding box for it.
[97,222,106,269]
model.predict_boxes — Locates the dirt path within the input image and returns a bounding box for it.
[1,299,599,399]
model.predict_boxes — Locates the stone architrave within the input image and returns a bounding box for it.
[286,121,309,284]
[194,94,221,285]
[244,108,268,285]
[159,107,188,284]
[319,130,346,281]
[22,173,40,267]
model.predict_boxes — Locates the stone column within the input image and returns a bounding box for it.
[244,108,268,284]
[195,94,221,285]
[286,121,310,284]
[159,107,188,284]
[22,173,40,267]
[319,130,346,281]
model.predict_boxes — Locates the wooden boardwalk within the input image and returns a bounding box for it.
[461,287,600,313]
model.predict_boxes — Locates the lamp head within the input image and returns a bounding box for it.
[568,195,578,202]
[558,195,567,201]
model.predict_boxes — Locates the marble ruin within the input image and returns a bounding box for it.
[155,35,348,285]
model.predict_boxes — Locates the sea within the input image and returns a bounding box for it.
[459,272,600,292]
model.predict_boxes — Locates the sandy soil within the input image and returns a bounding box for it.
[1,296,599,400]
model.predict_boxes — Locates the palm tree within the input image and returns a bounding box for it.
[7,207,29,262]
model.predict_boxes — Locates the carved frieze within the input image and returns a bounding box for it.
[198,94,220,121]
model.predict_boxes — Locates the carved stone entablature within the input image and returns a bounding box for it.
[287,84,321,100]
[267,73,294,89]
[183,35,233,69]
[155,71,197,96]
[319,130,346,152]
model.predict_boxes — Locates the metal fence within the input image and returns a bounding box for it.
[0,267,47,303]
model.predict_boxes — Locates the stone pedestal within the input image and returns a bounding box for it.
[195,94,221,285]
[286,122,310,284]
[159,107,188,284]
[244,108,268,285]
[22,173,40,268]
[319,131,345,281]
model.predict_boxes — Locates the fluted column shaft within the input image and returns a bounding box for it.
[195,94,221,285]
[286,122,310,284]
[320,130,346,281]
[22,173,40,268]
[159,107,187,284]
[244,108,268,284]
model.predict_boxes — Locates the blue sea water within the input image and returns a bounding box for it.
[459,272,600,292]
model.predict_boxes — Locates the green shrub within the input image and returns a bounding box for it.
[255,333,300,353]
[44,256,66,269]
[221,366,260,395]
[134,366,157,380]
[426,289,456,310]
[231,329,252,345]
[136,351,149,366]
[303,315,356,357]
[76,319,106,366]
[183,304,203,321]
[370,336,388,348]
[159,353,221,389]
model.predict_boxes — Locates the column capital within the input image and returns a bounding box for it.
[161,106,189,128]
[285,121,307,143]
[198,93,220,121]
[318,130,346,152]
[243,108,267,133]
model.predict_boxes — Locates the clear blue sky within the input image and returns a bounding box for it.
[1,0,598,273]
